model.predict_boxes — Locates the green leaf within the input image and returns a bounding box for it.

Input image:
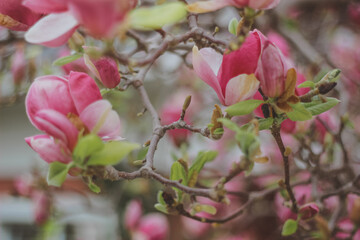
[259,118,274,130]
[87,141,140,166]
[136,146,149,160]
[72,134,104,164]
[287,103,312,121]
[171,161,187,186]
[282,219,298,236]
[297,80,315,89]
[217,118,240,133]
[191,204,217,216]
[129,2,187,30]
[47,162,72,187]
[235,131,258,158]
[305,97,340,116]
[188,151,218,187]
[213,128,224,135]
[228,17,238,36]
[88,181,101,193]
[52,53,82,66]
[157,191,166,206]
[225,99,264,116]
[155,203,168,214]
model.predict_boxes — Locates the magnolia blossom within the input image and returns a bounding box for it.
[0,0,41,31]
[255,30,294,98]
[25,72,121,163]
[24,0,138,47]
[187,0,280,13]
[11,43,27,85]
[298,203,319,220]
[84,52,121,89]
[124,200,169,240]
[192,31,261,106]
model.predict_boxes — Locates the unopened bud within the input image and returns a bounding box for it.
[318,82,337,95]
[299,203,319,220]
[182,95,192,112]
[284,147,292,157]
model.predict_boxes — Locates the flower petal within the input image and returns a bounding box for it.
[218,31,261,95]
[25,75,77,128]
[224,74,259,106]
[68,0,121,37]
[25,11,79,47]
[68,71,102,114]
[25,135,72,163]
[192,46,225,104]
[22,0,68,14]
[34,109,79,150]
[80,100,121,139]
[0,0,41,31]
[187,0,240,13]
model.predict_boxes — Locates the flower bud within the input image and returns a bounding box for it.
[299,203,319,220]
[11,44,26,86]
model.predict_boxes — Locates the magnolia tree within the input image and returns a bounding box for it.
[1,0,360,239]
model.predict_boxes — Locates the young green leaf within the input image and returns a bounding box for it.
[88,181,101,193]
[87,141,140,166]
[72,134,104,164]
[287,103,312,121]
[259,118,274,130]
[217,118,241,133]
[282,219,298,236]
[297,80,315,89]
[171,161,188,186]
[157,191,166,206]
[52,53,82,66]
[188,151,218,187]
[305,97,340,116]
[136,146,149,160]
[47,162,72,187]
[228,17,238,36]
[191,204,217,216]
[225,99,264,116]
[129,2,187,30]
[155,203,168,214]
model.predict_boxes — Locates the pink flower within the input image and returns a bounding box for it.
[14,176,33,197]
[255,30,294,98]
[124,200,169,240]
[299,203,319,220]
[84,54,121,89]
[187,0,280,13]
[192,31,261,106]
[24,0,137,47]
[136,214,169,240]
[32,191,51,225]
[0,0,42,31]
[348,3,360,25]
[25,72,121,163]
[124,200,143,230]
[11,43,27,85]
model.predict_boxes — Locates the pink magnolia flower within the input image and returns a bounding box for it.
[84,54,121,89]
[299,203,319,220]
[0,0,42,31]
[275,185,312,222]
[348,3,360,25]
[255,30,294,98]
[24,0,138,47]
[25,72,121,163]
[192,31,261,106]
[32,191,51,225]
[124,200,169,240]
[11,43,27,86]
[187,0,280,13]
[335,218,360,240]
